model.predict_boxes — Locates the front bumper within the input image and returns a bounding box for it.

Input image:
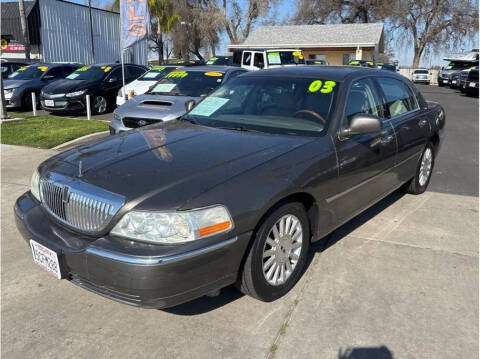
[41,96,86,113]
[14,192,250,308]
[109,118,131,135]
[5,92,22,108]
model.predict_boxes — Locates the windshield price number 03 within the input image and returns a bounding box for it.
[308,80,336,94]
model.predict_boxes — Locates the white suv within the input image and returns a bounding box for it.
[238,49,305,71]
[412,69,431,84]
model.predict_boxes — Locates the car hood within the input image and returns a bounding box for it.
[120,80,157,96]
[115,94,200,121]
[39,121,314,210]
[3,79,31,90]
[43,79,100,94]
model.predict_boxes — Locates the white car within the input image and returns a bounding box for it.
[116,65,180,106]
[412,69,431,84]
[235,49,305,71]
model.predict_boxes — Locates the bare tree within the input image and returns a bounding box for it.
[291,0,387,24]
[18,0,30,61]
[221,0,275,44]
[389,0,478,67]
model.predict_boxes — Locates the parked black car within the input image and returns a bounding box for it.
[3,63,81,109]
[306,59,327,65]
[40,63,148,114]
[206,56,233,66]
[459,66,479,96]
[15,66,445,309]
[1,60,29,79]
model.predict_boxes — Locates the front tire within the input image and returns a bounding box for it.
[92,94,108,115]
[238,202,310,302]
[405,143,434,195]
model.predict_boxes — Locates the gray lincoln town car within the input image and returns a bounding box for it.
[15,66,445,309]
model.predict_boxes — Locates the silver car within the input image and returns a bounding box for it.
[109,66,246,134]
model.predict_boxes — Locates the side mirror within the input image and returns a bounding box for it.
[340,114,382,137]
[42,75,54,81]
[185,99,196,112]
[441,66,444,70]
[256,62,264,69]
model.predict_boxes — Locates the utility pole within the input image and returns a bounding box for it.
[88,0,95,63]
[18,0,31,61]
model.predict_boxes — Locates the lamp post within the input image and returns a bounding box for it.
[0,72,7,120]
[88,0,95,63]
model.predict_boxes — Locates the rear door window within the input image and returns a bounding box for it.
[376,77,419,118]
[253,53,264,68]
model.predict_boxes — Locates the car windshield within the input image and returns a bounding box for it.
[147,70,224,97]
[8,65,47,79]
[66,66,111,80]
[138,66,176,81]
[415,70,428,74]
[445,62,476,70]
[184,76,338,137]
[266,51,305,65]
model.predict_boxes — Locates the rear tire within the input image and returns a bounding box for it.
[405,143,434,195]
[22,92,33,110]
[238,202,310,302]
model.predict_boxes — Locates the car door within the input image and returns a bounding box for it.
[331,77,397,222]
[375,77,430,182]
[104,67,122,97]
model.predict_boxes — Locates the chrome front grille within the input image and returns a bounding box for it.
[40,174,125,233]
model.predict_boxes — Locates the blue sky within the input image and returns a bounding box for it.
[5,0,478,66]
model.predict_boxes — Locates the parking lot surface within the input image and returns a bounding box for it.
[1,85,478,358]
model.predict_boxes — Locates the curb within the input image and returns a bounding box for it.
[52,131,109,151]
[0,117,25,123]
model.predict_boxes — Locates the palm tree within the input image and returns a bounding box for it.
[18,0,30,61]
[152,0,180,64]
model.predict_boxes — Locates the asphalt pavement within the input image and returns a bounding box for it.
[1,85,478,359]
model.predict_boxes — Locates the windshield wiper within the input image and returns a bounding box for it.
[216,125,262,133]
[180,116,198,124]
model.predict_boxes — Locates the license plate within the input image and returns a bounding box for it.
[443,80,448,83]
[30,240,62,279]
[469,82,476,88]
[452,80,457,84]
[45,99,54,107]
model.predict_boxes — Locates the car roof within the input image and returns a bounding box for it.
[176,65,242,73]
[239,65,398,82]
[27,62,81,67]
[90,63,146,68]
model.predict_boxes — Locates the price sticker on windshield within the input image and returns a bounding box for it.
[308,80,336,94]
[189,97,230,116]
[76,66,90,72]
[18,66,28,72]
[152,66,166,71]
[166,71,188,78]
[101,66,112,72]
[37,66,48,72]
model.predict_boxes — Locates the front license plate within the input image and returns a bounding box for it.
[45,99,54,107]
[30,240,62,279]
[469,82,476,87]
[443,80,448,83]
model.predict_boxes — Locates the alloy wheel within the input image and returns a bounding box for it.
[419,147,433,186]
[262,214,303,286]
[94,96,107,114]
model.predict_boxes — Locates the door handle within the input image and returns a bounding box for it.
[418,119,427,127]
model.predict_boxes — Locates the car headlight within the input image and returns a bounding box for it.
[66,89,87,97]
[30,169,41,201]
[111,205,233,244]
[113,112,120,121]
[4,88,16,95]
